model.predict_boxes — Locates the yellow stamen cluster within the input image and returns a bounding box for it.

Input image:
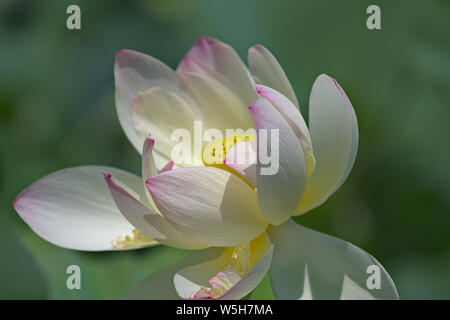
[111,229,152,249]
[202,133,256,167]
[202,133,256,188]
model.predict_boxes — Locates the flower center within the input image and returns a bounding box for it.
[202,133,256,187]
[202,133,256,166]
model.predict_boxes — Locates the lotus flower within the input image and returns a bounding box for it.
[13,36,398,300]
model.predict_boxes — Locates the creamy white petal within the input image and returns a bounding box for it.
[178,72,254,132]
[248,45,299,107]
[130,87,203,167]
[141,136,166,209]
[160,161,174,173]
[142,136,158,181]
[104,172,206,250]
[177,36,258,107]
[146,166,268,247]
[269,219,398,300]
[249,97,307,225]
[13,166,156,251]
[115,49,178,153]
[296,74,358,215]
[256,84,315,175]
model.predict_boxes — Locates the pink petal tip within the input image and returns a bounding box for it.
[102,172,112,180]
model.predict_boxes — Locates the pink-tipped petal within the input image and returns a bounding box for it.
[13,166,148,251]
[115,49,177,155]
[140,136,161,210]
[249,97,307,225]
[256,84,315,175]
[178,36,258,107]
[185,36,220,67]
[142,136,157,180]
[104,173,206,250]
[160,161,174,173]
[248,44,299,107]
[142,136,174,178]
[295,74,358,215]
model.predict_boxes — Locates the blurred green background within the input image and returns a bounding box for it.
[0,0,449,299]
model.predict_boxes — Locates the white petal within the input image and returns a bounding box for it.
[296,74,358,215]
[141,136,169,209]
[269,219,398,300]
[146,166,268,247]
[160,161,174,173]
[249,97,307,225]
[124,248,223,300]
[248,45,299,107]
[130,87,202,166]
[177,36,258,107]
[104,172,206,250]
[178,72,254,131]
[142,136,158,181]
[114,49,178,153]
[13,166,155,251]
[256,84,315,175]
